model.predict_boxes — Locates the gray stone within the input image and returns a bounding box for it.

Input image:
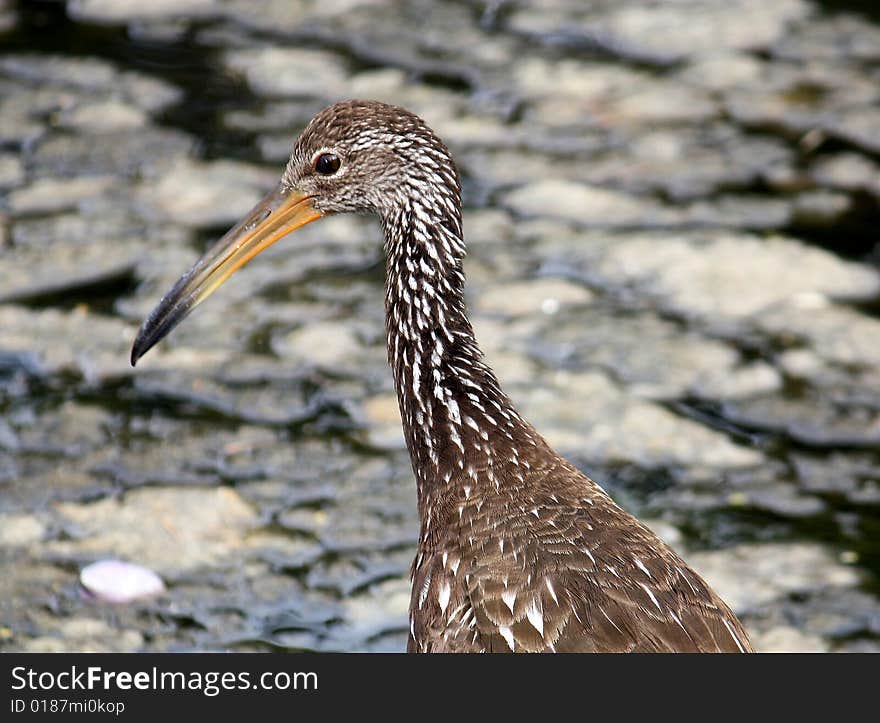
[503,180,668,227]
[688,542,861,614]
[0,153,25,189]
[518,370,763,469]
[271,320,364,372]
[0,514,45,546]
[791,190,853,228]
[0,54,181,114]
[225,47,349,99]
[594,233,879,320]
[31,126,194,178]
[474,277,593,317]
[50,487,258,575]
[8,176,116,216]
[756,298,880,370]
[135,158,275,228]
[0,305,136,382]
[23,619,144,653]
[537,307,781,400]
[509,0,809,61]
[810,152,880,200]
[725,392,880,449]
[751,626,828,653]
[58,99,149,133]
[826,107,880,156]
[68,0,219,24]
[361,393,405,451]
[598,0,809,59]
[0,239,139,303]
[773,13,880,63]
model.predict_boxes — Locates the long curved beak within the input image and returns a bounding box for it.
[130,184,324,366]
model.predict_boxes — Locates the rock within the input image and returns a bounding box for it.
[469,316,541,387]
[136,158,275,228]
[756,298,880,369]
[597,0,809,59]
[474,277,593,317]
[461,209,514,247]
[678,52,765,91]
[10,206,152,250]
[518,370,763,469]
[337,577,410,649]
[640,518,685,549]
[13,401,111,458]
[810,152,880,201]
[24,618,144,653]
[0,152,24,188]
[0,514,45,546]
[827,106,880,155]
[791,190,852,228]
[752,626,828,653]
[0,54,181,114]
[0,0,16,33]
[225,47,349,99]
[59,98,149,132]
[688,542,861,614]
[773,12,880,63]
[68,0,219,24]
[131,370,327,426]
[31,126,194,178]
[7,176,116,216]
[361,393,405,450]
[723,392,880,449]
[537,306,781,400]
[595,233,879,319]
[729,485,826,518]
[271,320,363,371]
[503,180,667,227]
[50,487,258,575]
[583,127,792,202]
[793,452,879,504]
[508,0,809,63]
[604,82,718,126]
[680,195,792,229]
[0,305,136,382]
[0,54,117,91]
[3,0,880,656]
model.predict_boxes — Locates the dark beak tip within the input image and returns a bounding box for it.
[130,328,151,367]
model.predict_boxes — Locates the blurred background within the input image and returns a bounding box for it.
[1,0,879,652]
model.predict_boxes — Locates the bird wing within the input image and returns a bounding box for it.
[459,481,752,653]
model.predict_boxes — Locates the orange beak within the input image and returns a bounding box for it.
[130,184,324,366]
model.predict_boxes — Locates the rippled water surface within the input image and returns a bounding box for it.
[1,0,880,652]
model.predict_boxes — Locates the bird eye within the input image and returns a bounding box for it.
[314,153,341,175]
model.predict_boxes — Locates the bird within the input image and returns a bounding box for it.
[131,99,754,653]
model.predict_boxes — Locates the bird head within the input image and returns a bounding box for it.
[130,99,460,366]
[283,99,459,217]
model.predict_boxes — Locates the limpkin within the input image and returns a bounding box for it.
[131,100,753,653]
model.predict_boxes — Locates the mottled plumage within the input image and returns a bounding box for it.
[133,100,753,653]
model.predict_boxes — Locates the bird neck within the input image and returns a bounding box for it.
[381,198,541,538]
